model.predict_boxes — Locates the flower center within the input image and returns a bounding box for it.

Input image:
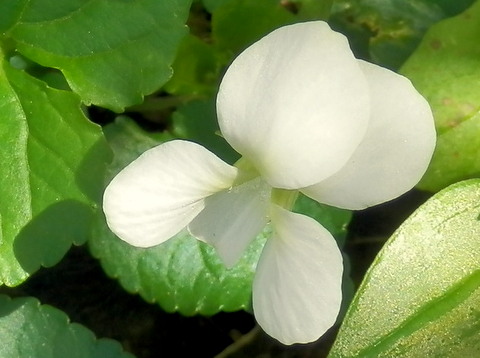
[271,188,299,211]
[233,156,261,185]
[233,156,299,211]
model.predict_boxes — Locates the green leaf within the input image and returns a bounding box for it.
[425,0,478,15]
[0,295,134,358]
[93,218,268,316]
[90,116,352,316]
[417,112,480,193]
[0,0,27,33]
[0,60,111,286]
[164,34,221,97]
[101,116,175,180]
[329,179,480,358]
[212,0,296,58]
[202,0,234,13]
[171,99,239,163]
[204,0,333,18]
[5,0,192,112]
[291,0,334,20]
[330,0,475,69]
[401,1,480,191]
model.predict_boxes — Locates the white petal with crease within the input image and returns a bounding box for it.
[188,177,271,267]
[253,205,343,345]
[103,140,238,247]
[302,60,436,209]
[217,21,370,189]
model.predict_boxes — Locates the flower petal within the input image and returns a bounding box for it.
[103,140,238,247]
[217,21,370,189]
[302,60,436,209]
[188,177,271,267]
[253,205,343,345]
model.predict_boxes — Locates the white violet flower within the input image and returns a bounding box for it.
[103,21,436,345]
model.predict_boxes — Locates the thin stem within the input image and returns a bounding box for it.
[232,157,260,185]
[214,325,262,358]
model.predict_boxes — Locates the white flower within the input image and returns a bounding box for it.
[103,21,436,345]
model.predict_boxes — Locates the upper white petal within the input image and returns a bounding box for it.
[188,177,271,267]
[302,60,436,209]
[217,21,370,189]
[253,205,343,345]
[103,140,238,247]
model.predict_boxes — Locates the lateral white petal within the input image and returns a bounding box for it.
[188,177,271,267]
[302,60,436,209]
[217,21,370,189]
[103,140,238,247]
[253,205,343,345]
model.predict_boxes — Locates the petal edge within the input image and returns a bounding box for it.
[188,177,271,267]
[103,140,237,247]
[253,205,343,344]
[302,61,436,209]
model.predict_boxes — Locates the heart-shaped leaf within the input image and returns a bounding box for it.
[0,61,111,286]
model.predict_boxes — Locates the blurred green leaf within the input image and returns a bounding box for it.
[205,0,332,20]
[418,113,480,193]
[101,116,175,180]
[212,0,296,58]
[425,0,478,15]
[0,60,111,286]
[0,0,26,33]
[329,179,480,358]
[5,0,191,112]
[202,0,234,13]
[291,0,334,20]
[0,295,134,358]
[91,116,351,316]
[164,34,220,97]
[401,0,480,191]
[171,99,239,163]
[330,0,476,69]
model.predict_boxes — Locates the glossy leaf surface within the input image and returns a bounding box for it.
[330,180,480,357]
[0,61,110,286]
[5,0,191,111]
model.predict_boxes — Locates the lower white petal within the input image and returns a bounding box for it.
[103,140,237,247]
[253,205,343,345]
[188,177,271,267]
[302,60,436,209]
